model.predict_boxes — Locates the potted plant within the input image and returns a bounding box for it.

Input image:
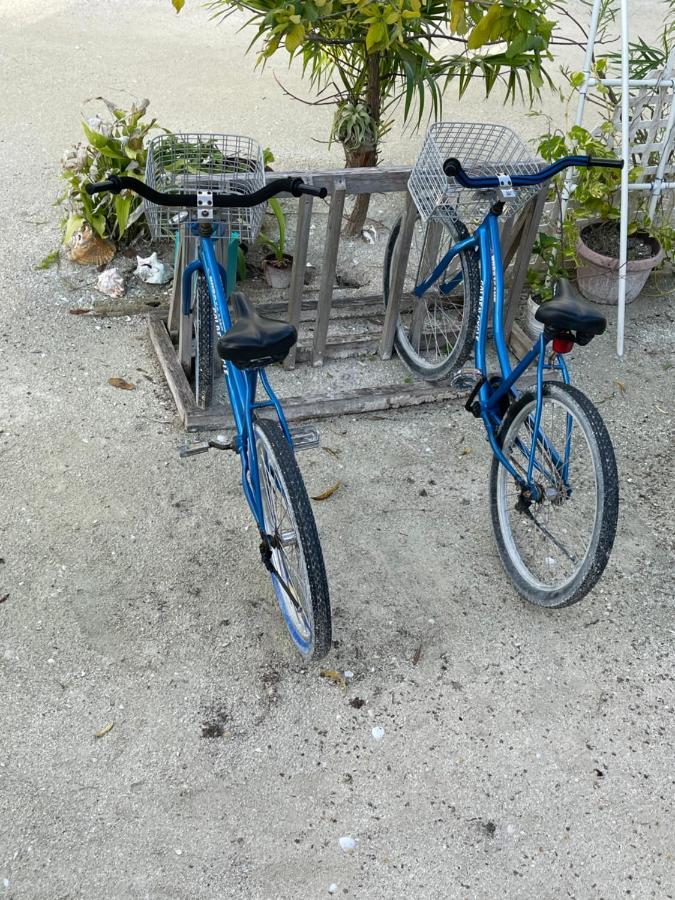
[258,197,293,289]
[534,76,670,306]
[526,230,568,337]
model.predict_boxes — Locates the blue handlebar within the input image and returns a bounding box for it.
[442,155,624,189]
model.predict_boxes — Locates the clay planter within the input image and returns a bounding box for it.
[576,222,664,305]
[263,253,293,290]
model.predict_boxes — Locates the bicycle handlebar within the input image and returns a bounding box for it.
[442,155,624,189]
[85,175,328,205]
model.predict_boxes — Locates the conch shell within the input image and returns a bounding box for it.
[69,224,116,266]
[96,267,125,298]
[134,252,172,285]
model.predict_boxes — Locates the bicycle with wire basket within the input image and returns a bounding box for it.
[87,134,332,658]
[384,123,622,608]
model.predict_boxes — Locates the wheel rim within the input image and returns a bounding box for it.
[496,395,600,594]
[394,218,471,371]
[255,426,313,652]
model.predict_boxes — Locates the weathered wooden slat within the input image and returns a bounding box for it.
[508,321,533,359]
[183,379,464,432]
[148,313,196,426]
[285,193,314,370]
[295,334,380,362]
[504,187,548,338]
[168,232,185,337]
[379,192,417,359]
[312,186,346,366]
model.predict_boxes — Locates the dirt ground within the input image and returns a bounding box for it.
[1,2,674,899]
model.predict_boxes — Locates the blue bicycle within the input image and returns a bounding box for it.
[384,123,620,608]
[87,162,332,658]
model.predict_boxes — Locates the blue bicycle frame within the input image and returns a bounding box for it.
[419,211,574,500]
[180,226,293,530]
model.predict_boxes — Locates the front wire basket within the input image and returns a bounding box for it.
[408,122,545,228]
[144,133,266,242]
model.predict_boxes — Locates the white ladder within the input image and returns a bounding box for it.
[562,0,675,356]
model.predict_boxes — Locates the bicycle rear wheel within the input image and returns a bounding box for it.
[253,417,331,659]
[194,271,213,409]
[383,212,479,380]
[490,383,618,608]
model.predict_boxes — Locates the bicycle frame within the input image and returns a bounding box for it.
[180,227,293,529]
[416,211,574,498]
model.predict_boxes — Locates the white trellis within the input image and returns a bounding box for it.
[562,0,675,356]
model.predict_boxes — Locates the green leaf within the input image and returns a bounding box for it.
[366,21,387,51]
[90,214,107,238]
[35,248,60,270]
[114,195,132,236]
[63,214,84,244]
[467,5,502,50]
[285,23,305,53]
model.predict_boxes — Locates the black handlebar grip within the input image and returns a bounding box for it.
[587,156,624,170]
[442,158,462,178]
[86,176,122,196]
[303,185,328,199]
[288,178,328,199]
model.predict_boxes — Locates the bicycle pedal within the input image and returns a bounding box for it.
[289,424,320,451]
[209,434,235,451]
[179,440,210,458]
[452,367,482,391]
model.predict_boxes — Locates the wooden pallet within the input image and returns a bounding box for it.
[149,312,465,431]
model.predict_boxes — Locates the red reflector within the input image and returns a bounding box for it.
[553,337,575,354]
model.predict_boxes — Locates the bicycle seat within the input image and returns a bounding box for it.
[217,292,297,369]
[535,280,606,338]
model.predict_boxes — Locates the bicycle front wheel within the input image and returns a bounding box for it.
[383,212,480,380]
[490,383,618,608]
[253,417,331,659]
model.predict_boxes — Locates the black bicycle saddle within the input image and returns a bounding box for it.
[217,292,297,369]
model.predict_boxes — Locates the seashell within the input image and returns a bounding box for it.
[134,252,172,285]
[69,225,116,266]
[96,267,125,299]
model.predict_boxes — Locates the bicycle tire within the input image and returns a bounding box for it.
[383,212,480,381]
[489,382,618,608]
[194,271,213,409]
[253,417,332,659]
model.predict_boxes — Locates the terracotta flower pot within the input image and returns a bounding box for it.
[263,253,293,290]
[576,222,664,305]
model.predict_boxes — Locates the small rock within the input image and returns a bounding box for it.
[371,726,385,741]
[339,836,356,852]
[328,884,338,894]
[344,670,354,679]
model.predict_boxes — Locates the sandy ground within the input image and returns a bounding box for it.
[1,2,674,898]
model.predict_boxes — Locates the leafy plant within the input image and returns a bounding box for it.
[59,98,162,245]
[170,0,558,235]
[258,198,288,263]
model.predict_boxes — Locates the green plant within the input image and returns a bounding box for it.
[59,98,161,245]
[256,147,289,264]
[258,198,288,263]
[171,0,558,235]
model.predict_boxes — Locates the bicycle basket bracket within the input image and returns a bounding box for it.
[144,133,266,241]
[408,122,544,227]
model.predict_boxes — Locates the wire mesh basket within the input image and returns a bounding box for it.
[408,122,545,227]
[144,133,266,241]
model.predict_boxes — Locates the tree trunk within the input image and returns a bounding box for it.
[342,52,381,237]
[342,143,377,236]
